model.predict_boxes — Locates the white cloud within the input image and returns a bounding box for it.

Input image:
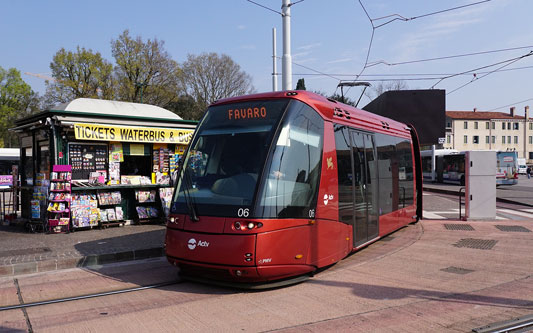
[297,43,321,51]
[327,58,353,64]
[237,25,246,30]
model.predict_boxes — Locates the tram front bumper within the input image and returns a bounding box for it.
[165,228,314,282]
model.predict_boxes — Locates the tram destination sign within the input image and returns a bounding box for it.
[74,123,194,144]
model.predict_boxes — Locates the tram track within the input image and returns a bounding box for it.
[1,279,183,312]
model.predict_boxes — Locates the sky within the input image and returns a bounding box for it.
[2,0,533,114]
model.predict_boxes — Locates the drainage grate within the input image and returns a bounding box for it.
[495,225,531,233]
[444,224,475,231]
[441,266,475,275]
[453,238,498,250]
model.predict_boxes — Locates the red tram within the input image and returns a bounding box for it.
[165,90,422,286]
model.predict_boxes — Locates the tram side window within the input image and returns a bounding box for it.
[396,138,414,207]
[374,133,395,215]
[334,126,354,225]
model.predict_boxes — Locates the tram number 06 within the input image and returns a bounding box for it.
[237,208,250,217]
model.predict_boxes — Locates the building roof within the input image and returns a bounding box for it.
[446,111,524,120]
[51,98,182,120]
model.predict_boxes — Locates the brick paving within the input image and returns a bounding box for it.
[0,221,165,276]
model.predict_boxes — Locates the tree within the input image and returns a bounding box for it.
[111,30,182,106]
[181,52,255,112]
[365,80,408,100]
[295,78,306,90]
[0,67,40,147]
[166,94,204,121]
[328,93,357,107]
[44,46,114,105]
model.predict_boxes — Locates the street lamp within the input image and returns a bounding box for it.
[337,81,371,107]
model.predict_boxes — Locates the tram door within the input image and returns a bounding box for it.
[335,127,379,248]
[350,131,378,247]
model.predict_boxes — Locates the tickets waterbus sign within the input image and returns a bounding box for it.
[74,123,194,144]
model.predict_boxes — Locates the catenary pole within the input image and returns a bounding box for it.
[272,28,278,91]
[281,0,292,90]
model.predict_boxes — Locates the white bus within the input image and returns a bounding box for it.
[421,149,518,186]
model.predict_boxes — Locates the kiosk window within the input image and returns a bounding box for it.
[69,143,108,180]
[120,155,151,176]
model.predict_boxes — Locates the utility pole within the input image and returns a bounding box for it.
[281,0,292,91]
[272,28,278,91]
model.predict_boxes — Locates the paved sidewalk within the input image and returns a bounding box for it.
[0,221,165,277]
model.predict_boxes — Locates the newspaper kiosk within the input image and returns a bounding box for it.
[11,98,196,230]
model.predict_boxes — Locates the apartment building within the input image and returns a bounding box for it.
[443,106,532,162]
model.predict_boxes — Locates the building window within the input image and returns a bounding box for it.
[486,122,490,129]
[508,123,511,130]
[447,135,451,144]
[464,121,468,129]
[474,121,478,129]
[502,122,506,130]
[492,136,496,144]
[530,123,533,130]
[508,135,511,143]
[485,136,490,144]
[529,136,532,144]
[492,122,495,129]
[502,136,506,144]
[514,122,519,130]
[514,136,518,144]
[446,121,452,128]
[464,135,468,144]
[473,136,479,144]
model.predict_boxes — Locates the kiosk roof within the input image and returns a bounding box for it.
[52,98,182,121]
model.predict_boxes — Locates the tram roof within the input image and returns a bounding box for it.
[213,91,412,137]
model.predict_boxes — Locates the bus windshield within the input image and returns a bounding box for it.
[171,98,324,219]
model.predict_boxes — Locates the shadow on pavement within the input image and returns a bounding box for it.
[307,278,533,309]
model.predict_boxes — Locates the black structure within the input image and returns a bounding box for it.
[363,89,445,145]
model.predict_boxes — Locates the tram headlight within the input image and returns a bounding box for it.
[247,222,255,229]
[169,217,176,224]
[234,221,241,230]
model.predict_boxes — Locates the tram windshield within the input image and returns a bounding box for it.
[171,98,324,219]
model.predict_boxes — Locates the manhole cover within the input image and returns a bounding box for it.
[441,266,475,275]
[444,224,475,231]
[453,238,497,250]
[495,225,531,233]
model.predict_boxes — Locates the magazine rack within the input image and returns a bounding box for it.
[97,190,125,228]
[135,189,161,224]
[47,165,72,233]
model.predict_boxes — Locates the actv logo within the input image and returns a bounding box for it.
[187,238,210,250]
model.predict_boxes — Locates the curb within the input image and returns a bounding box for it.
[0,247,164,277]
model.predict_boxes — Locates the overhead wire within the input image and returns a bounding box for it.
[343,0,493,96]
[371,0,491,29]
[429,51,533,90]
[291,65,533,78]
[487,98,533,112]
[366,45,533,68]
[445,51,533,95]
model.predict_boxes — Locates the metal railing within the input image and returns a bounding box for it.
[458,187,466,220]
